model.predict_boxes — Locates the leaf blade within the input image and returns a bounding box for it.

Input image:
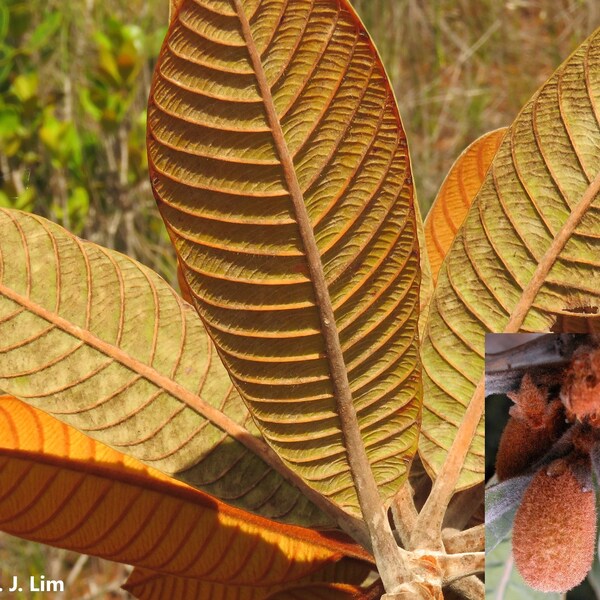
[0,395,371,588]
[123,561,371,600]
[149,0,422,515]
[424,128,506,282]
[0,208,328,526]
[420,28,600,490]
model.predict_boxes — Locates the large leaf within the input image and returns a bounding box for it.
[148,0,421,515]
[124,560,371,600]
[424,128,506,282]
[0,208,328,526]
[0,395,371,595]
[419,28,600,489]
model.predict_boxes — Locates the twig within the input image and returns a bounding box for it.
[439,552,484,584]
[443,524,484,554]
[412,378,485,550]
[432,20,500,143]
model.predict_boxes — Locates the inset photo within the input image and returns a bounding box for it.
[485,333,600,599]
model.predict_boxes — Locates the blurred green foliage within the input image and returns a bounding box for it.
[0,0,173,280]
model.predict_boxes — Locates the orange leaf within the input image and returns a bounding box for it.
[0,396,372,589]
[123,561,371,600]
[424,128,506,282]
[148,0,422,517]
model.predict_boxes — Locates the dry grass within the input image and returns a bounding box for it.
[353,0,600,213]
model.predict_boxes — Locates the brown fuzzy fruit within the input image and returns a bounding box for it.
[512,463,597,593]
[495,416,555,481]
[561,348,600,423]
[507,374,548,426]
[495,375,565,481]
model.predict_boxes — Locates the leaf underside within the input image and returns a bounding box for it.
[0,208,325,525]
[148,0,421,514]
[124,561,371,600]
[424,128,506,283]
[420,29,600,489]
[0,395,371,592]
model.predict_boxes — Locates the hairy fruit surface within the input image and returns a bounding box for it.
[512,464,597,593]
[495,375,565,481]
[561,348,600,423]
[495,417,555,481]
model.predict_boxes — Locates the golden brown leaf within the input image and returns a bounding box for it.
[424,128,506,282]
[0,395,372,591]
[148,0,421,516]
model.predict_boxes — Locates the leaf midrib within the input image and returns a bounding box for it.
[504,168,600,331]
[232,0,351,403]
[231,0,380,508]
[0,281,263,448]
[231,1,413,571]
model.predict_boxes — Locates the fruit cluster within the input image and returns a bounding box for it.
[495,346,600,592]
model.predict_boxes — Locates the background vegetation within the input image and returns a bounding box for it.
[0,0,598,596]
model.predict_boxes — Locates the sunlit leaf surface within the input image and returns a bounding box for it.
[0,208,325,525]
[148,0,422,515]
[0,396,372,593]
[420,28,600,489]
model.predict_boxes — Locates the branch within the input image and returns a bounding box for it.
[412,379,485,549]
[445,575,485,599]
[485,333,583,395]
[443,524,484,554]
[486,333,581,372]
[439,552,484,584]
[391,483,419,547]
